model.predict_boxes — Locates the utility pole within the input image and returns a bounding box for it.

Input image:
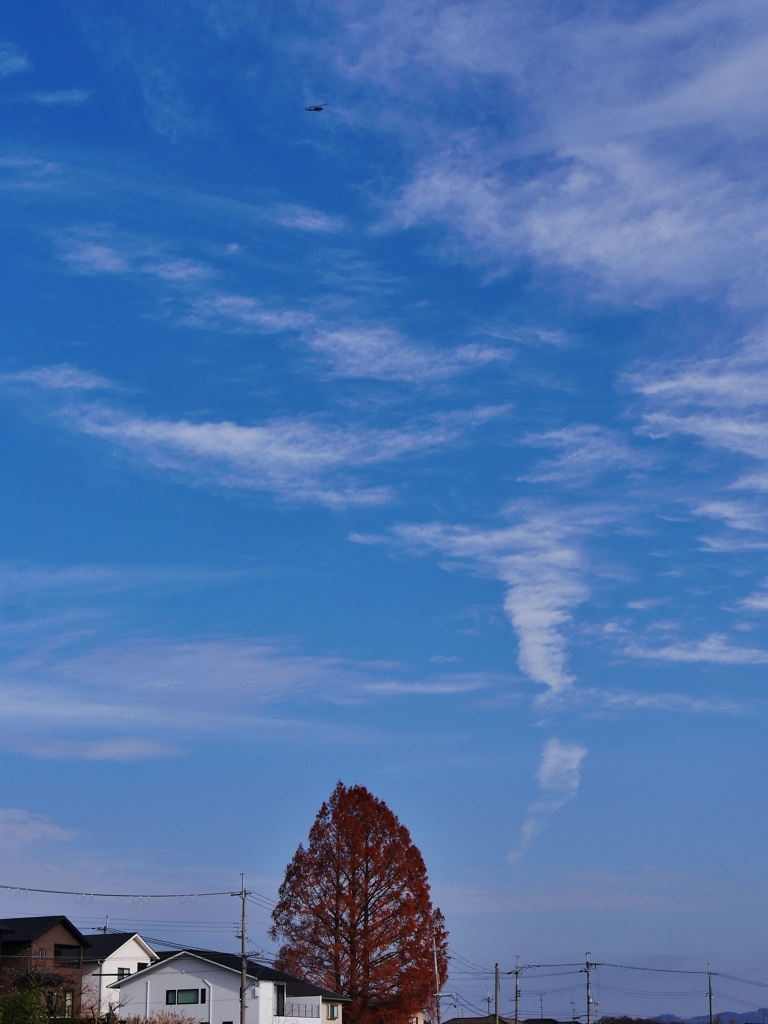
[239,874,248,1024]
[585,953,592,1024]
[514,957,521,1024]
[708,964,713,1024]
[495,964,500,1024]
[539,995,543,1019]
[433,934,442,1024]
[484,995,493,1016]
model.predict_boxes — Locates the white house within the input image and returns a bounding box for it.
[109,950,347,1024]
[82,933,158,1015]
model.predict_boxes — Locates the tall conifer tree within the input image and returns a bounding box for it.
[270,782,448,1024]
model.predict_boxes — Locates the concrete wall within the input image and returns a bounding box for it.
[82,937,157,1015]
[113,959,328,1024]
[115,957,243,1024]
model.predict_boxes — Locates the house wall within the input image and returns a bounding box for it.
[0,922,86,1014]
[26,922,86,966]
[322,1002,343,1024]
[82,937,157,1015]
[115,957,251,1024]
[113,959,328,1024]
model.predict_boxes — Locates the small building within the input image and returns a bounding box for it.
[109,950,348,1024]
[81,933,158,1016]
[443,1017,514,1024]
[0,915,92,1017]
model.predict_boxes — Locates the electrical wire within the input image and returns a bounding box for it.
[0,884,235,899]
[719,975,768,991]
[601,963,710,976]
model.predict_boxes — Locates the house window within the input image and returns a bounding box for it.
[117,968,131,980]
[274,984,286,1016]
[167,990,205,1006]
[137,962,149,971]
[55,945,80,962]
[177,990,200,1005]
[37,948,46,963]
[327,1006,339,1020]
[64,992,74,1017]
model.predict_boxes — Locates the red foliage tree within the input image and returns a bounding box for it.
[269,783,448,1024]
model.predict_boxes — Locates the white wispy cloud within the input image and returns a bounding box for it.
[520,424,651,484]
[509,738,587,863]
[0,42,30,77]
[57,230,311,332]
[326,0,768,306]
[0,808,75,848]
[0,561,244,598]
[740,582,768,612]
[626,598,669,611]
[390,141,768,304]
[543,686,748,715]
[642,411,768,463]
[30,89,91,105]
[268,203,345,233]
[1,364,115,391]
[181,293,310,332]
[62,240,131,274]
[360,674,490,696]
[59,401,500,507]
[694,500,768,534]
[360,504,604,693]
[54,228,514,380]
[61,234,215,283]
[0,635,497,759]
[2,738,178,761]
[629,330,768,547]
[6,361,505,506]
[307,326,512,383]
[626,633,768,665]
[176,292,511,382]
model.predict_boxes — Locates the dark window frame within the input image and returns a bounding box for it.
[274,984,286,1017]
[54,944,81,962]
[177,990,200,1005]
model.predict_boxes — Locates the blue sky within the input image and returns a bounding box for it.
[2,0,768,1017]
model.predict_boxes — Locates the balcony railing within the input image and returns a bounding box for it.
[280,1005,320,1018]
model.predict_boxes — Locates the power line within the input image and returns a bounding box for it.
[600,963,710,976]
[0,884,236,899]
[719,974,768,991]
[445,950,768,1024]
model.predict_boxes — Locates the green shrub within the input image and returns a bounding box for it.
[0,990,49,1024]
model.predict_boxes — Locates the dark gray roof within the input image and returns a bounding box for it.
[523,1019,568,1024]
[82,933,155,962]
[444,1017,515,1024]
[0,917,91,948]
[114,949,347,1001]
